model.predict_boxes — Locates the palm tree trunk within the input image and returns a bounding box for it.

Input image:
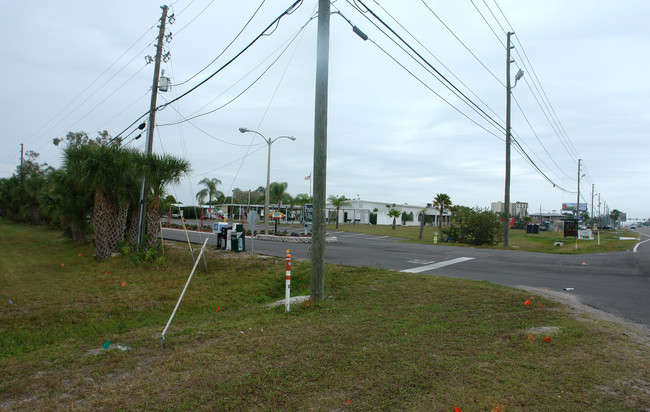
[336,207,339,229]
[146,195,161,249]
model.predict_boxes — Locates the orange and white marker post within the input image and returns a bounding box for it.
[285,249,291,312]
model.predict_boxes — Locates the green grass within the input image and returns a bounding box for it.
[326,223,639,253]
[1,219,648,410]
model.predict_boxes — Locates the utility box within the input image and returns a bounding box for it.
[219,225,232,250]
[231,223,245,253]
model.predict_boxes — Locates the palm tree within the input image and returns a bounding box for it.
[40,168,93,244]
[386,205,401,230]
[197,177,222,207]
[64,144,142,260]
[328,195,351,229]
[269,182,289,205]
[419,208,427,239]
[433,193,452,228]
[143,153,191,248]
[610,209,622,228]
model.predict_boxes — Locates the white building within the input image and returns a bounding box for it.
[490,201,528,218]
[325,199,451,227]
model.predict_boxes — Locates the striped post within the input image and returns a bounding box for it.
[285,249,291,312]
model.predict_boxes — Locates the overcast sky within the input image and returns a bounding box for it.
[2,1,649,220]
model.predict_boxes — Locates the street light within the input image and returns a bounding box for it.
[238,127,296,235]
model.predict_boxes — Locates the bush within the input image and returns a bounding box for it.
[445,206,502,246]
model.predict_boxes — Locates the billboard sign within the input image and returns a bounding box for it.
[562,203,587,211]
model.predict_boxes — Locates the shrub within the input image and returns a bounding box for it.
[445,206,502,246]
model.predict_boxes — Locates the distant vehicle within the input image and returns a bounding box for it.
[630,226,637,229]
[599,225,612,230]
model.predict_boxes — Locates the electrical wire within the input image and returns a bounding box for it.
[22,21,158,149]
[173,0,266,86]
[419,0,504,88]
[159,16,313,126]
[111,0,303,144]
[351,0,506,134]
[345,2,572,192]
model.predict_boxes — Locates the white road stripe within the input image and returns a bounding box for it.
[633,238,650,253]
[367,236,389,240]
[401,257,474,273]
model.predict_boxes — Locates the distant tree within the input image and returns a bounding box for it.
[196,177,222,206]
[269,182,289,205]
[419,208,427,240]
[401,211,414,225]
[328,195,351,229]
[53,130,116,148]
[386,204,401,230]
[610,209,622,228]
[433,193,452,228]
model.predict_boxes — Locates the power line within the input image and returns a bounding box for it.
[159,16,313,127]
[419,0,504,88]
[173,0,266,86]
[346,1,572,192]
[111,0,303,143]
[352,0,506,134]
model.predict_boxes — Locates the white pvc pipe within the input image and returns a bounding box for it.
[285,251,291,312]
[161,237,210,346]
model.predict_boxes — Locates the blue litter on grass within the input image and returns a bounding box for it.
[8,300,13,304]
[102,340,111,350]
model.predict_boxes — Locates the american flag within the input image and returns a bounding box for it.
[305,174,311,180]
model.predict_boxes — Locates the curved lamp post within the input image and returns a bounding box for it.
[239,127,296,235]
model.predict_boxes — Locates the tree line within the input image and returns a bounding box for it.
[0,131,189,260]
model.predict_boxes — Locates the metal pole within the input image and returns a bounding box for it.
[161,237,209,347]
[311,0,330,301]
[137,5,168,250]
[503,31,514,246]
[265,139,271,235]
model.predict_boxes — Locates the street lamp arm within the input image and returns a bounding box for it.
[271,135,296,143]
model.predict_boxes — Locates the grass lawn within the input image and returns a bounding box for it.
[1,220,648,410]
[325,223,640,254]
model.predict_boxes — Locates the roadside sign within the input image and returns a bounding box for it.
[303,203,313,223]
[246,212,260,226]
[270,211,285,220]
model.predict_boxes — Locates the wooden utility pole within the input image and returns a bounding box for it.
[136,5,168,250]
[503,32,514,246]
[576,159,582,220]
[19,143,24,181]
[310,0,330,301]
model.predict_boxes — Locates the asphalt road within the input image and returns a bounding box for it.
[162,225,650,328]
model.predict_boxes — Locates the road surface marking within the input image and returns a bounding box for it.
[401,257,474,273]
[633,238,650,253]
[407,259,436,265]
[339,233,366,237]
[367,236,389,240]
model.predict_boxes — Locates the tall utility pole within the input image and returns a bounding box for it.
[136,5,168,250]
[19,144,24,181]
[598,193,601,224]
[310,0,330,302]
[591,184,595,226]
[576,159,582,220]
[503,32,514,246]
